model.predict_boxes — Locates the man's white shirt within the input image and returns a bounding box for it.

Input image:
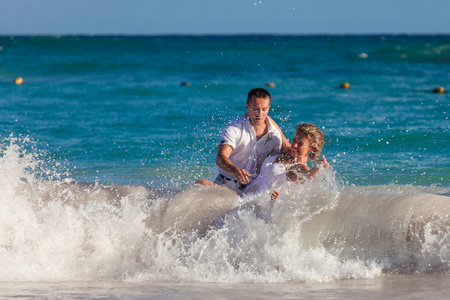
[218,115,282,183]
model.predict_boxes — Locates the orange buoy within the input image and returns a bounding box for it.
[339,82,351,89]
[265,82,276,88]
[14,77,23,85]
[433,86,445,93]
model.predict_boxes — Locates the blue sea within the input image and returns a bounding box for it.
[0,35,449,299]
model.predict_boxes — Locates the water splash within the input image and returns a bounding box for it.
[0,138,448,283]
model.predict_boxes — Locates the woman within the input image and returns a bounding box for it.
[241,123,331,202]
[197,123,331,204]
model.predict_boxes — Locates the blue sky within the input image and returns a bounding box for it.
[1,0,449,35]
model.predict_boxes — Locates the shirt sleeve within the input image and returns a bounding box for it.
[219,119,241,149]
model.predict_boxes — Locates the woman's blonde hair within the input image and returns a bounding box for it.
[294,123,325,162]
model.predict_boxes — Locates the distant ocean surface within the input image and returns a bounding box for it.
[0,35,449,299]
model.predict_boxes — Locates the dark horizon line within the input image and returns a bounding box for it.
[1,32,449,38]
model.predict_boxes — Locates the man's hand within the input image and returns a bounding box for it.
[233,168,250,184]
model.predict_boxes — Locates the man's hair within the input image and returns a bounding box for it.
[247,88,271,104]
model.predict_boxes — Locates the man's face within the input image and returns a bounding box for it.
[246,96,270,126]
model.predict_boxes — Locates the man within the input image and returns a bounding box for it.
[214,87,290,191]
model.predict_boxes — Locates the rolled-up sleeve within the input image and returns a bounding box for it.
[219,124,240,149]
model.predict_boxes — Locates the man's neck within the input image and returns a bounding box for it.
[252,119,269,140]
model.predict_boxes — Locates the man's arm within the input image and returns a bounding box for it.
[216,144,250,184]
[268,116,291,155]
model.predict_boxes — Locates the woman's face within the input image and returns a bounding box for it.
[290,131,313,161]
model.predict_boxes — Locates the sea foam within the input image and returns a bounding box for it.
[0,138,448,283]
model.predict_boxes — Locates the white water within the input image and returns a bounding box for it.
[1,139,449,283]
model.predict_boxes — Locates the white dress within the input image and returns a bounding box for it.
[237,155,287,206]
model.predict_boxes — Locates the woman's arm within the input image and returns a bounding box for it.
[286,158,332,182]
[306,158,332,178]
